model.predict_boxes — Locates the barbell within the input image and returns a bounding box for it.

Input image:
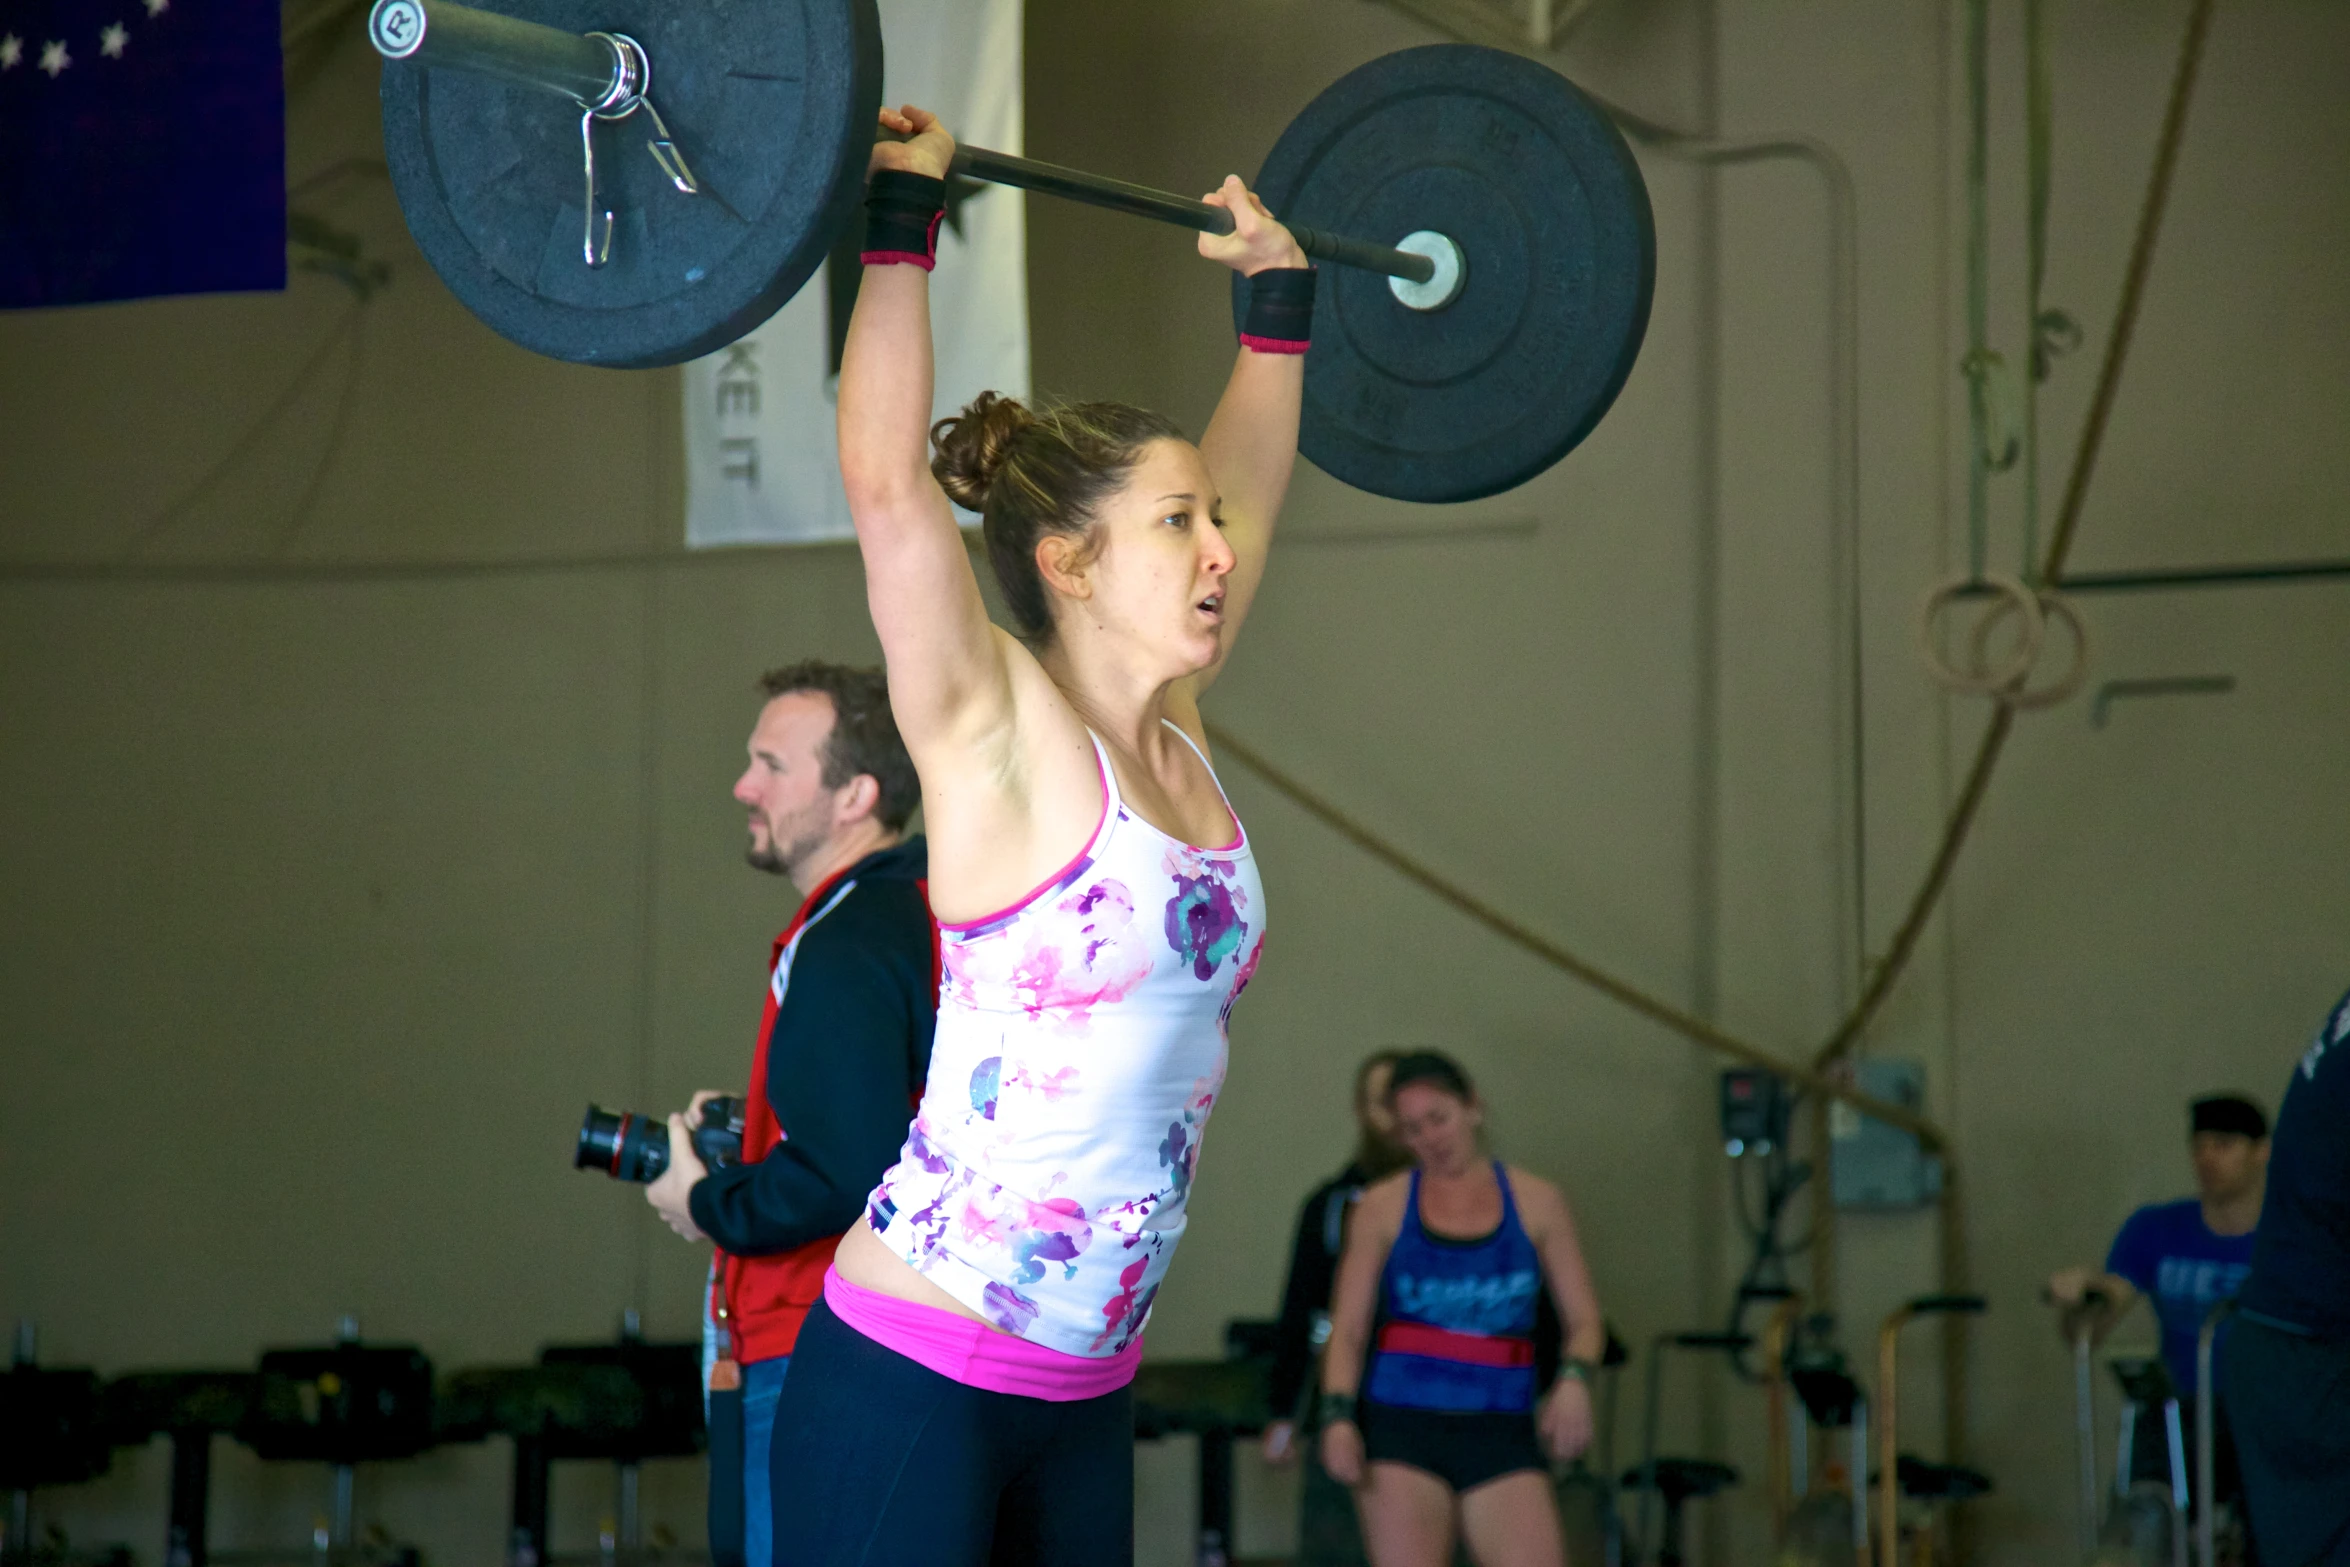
[368,0,1656,503]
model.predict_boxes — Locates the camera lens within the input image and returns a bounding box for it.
[575,1105,669,1184]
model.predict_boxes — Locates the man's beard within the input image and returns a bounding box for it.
[745,810,828,879]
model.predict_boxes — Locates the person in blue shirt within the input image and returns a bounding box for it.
[2046,1094,2269,1512]
[2226,989,2350,1567]
[2046,1094,2270,1391]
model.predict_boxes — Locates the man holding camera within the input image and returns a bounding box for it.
[645,662,937,1567]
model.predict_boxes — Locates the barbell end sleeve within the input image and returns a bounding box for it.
[1290,222,1439,285]
[369,0,627,111]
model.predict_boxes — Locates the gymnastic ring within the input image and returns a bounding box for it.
[1916,574,2044,695]
[1969,587,2091,710]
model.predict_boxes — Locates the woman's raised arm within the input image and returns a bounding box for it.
[1189,179,1307,691]
[837,107,1015,753]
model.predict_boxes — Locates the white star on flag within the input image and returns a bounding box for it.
[0,33,22,68]
[143,0,169,15]
[1,0,288,311]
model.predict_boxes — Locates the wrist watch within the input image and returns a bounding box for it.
[1558,1357,1599,1386]
[1317,1390,1358,1426]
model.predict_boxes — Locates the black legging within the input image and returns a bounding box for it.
[765,1299,1135,1567]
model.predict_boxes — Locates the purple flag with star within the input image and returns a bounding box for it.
[0,0,283,306]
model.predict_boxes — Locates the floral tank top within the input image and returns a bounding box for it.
[865,721,1265,1358]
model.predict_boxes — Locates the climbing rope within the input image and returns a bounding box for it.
[1819,0,2218,1068]
[1199,722,1946,1149]
[1921,0,2094,709]
[2022,0,2053,579]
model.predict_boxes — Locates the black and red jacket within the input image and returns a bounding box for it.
[688,837,937,1363]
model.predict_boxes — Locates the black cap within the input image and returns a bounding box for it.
[2190,1094,2269,1141]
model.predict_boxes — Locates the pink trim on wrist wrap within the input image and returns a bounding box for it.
[864,192,944,272]
[1240,333,1309,355]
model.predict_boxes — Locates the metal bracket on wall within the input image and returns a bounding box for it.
[2089,674,2234,729]
[1946,557,2350,598]
[1371,0,1603,54]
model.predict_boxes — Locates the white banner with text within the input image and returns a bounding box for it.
[683,0,1027,547]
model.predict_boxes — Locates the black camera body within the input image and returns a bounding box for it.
[575,1097,744,1184]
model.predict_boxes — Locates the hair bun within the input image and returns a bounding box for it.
[930,391,1035,512]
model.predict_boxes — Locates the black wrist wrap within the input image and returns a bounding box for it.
[863,170,948,271]
[1241,266,1316,354]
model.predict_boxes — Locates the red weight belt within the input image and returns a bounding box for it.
[1377,1321,1536,1368]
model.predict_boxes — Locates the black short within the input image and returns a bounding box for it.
[1361,1400,1544,1493]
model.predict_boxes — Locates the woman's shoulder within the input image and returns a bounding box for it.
[1501,1164,1569,1219]
[1353,1170,1414,1225]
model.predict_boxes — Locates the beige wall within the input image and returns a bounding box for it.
[5,2,2347,1565]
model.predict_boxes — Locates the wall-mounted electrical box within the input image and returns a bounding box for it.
[1830,1058,1942,1210]
[1718,1068,1790,1157]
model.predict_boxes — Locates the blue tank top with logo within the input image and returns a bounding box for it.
[1364,1163,1543,1414]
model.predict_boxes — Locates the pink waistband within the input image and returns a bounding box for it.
[821,1267,1143,1402]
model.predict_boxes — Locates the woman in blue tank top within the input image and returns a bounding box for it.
[1319,1052,1607,1567]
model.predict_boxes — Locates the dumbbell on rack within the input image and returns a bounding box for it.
[103,1369,259,1567]
[1,1324,122,1567]
[6,1312,709,1567]
[439,1313,704,1567]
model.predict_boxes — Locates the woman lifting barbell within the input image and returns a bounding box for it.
[1321,1052,1607,1567]
[761,102,1306,1566]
